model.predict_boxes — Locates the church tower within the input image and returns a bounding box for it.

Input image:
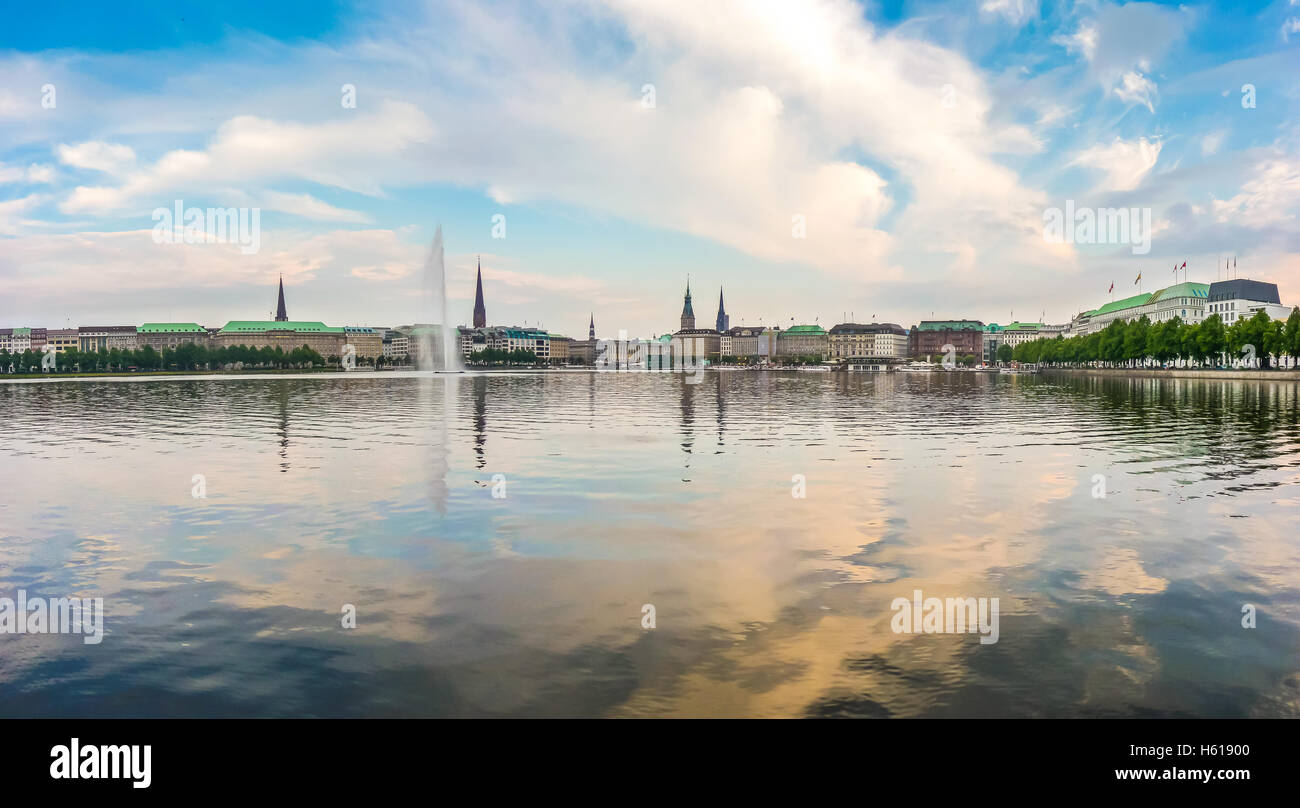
[275,275,288,321]
[588,313,595,340]
[715,287,729,333]
[680,279,695,331]
[472,258,487,328]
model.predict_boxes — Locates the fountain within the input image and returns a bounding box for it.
[414,225,463,372]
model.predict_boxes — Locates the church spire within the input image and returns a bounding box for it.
[275,274,288,321]
[680,278,695,331]
[473,257,487,328]
[588,312,595,340]
[715,286,729,332]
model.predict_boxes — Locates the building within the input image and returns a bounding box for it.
[549,334,572,364]
[981,322,1062,363]
[715,288,729,332]
[1083,282,1208,334]
[569,315,598,364]
[908,320,984,359]
[137,323,209,351]
[497,327,550,360]
[1150,282,1208,324]
[213,321,347,357]
[343,326,383,359]
[1206,279,1292,325]
[472,259,487,328]
[79,326,139,353]
[46,328,78,354]
[827,323,907,360]
[778,324,829,358]
[382,329,410,361]
[672,280,721,359]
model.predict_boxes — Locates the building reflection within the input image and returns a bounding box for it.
[472,374,487,470]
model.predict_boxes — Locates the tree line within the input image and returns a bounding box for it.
[467,348,540,365]
[0,343,332,374]
[1010,309,1300,369]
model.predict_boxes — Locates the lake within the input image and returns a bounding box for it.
[1,370,1297,717]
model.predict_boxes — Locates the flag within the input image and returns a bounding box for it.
[1108,282,1114,293]
[1180,261,1186,270]
[1173,264,1178,275]
[1134,272,1142,284]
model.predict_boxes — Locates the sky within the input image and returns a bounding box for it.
[1,0,1298,337]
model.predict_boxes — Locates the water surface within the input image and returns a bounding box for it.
[1,370,1298,717]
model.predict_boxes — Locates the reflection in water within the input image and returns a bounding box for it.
[472,375,487,470]
[0,370,1298,717]
[274,381,290,472]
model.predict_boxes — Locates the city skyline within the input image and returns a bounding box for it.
[3,1,1299,338]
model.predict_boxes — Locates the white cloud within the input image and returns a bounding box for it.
[0,162,54,184]
[980,0,1039,27]
[1283,17,1300,41]
[0,194,47,235]
[58,101,435,215]
[1201,130,1226,156]
[57,141,137,175]
[1212,157,1300,227]
[1055,2,1188,107]
[1113,70,1157,112]
[261,192,371,224]
[1070,136,1162,192]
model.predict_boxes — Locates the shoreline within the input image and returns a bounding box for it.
[1040,367,1300,381]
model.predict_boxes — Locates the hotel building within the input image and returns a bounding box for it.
[908,320,984,359]
[827,323,907,360]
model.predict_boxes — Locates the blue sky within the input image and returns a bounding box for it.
[2,0,1298,336]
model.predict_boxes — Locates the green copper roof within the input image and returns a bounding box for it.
[219,320,344,334]
[139,322,206,333]
[783,324,826,335]
[1001,322,1044,331]
[915,320,984,331]
[1093,292,1152,316]
[1151,282,1209,302]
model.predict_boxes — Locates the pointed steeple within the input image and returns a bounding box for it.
[588,312,595,340]
[473,257,487,328]
[680,278,695,331]
[715,286,729,333]
[275,275,288,321]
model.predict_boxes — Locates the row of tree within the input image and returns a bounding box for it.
[1010,309,1300,369]
[0,343,330,374]
[467,348,541,365]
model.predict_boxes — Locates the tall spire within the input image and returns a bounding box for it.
[588,312,595,340]
[472,257,487,328]
[680,278,695,331]
[715,286,729,332]
[275,274,288,321]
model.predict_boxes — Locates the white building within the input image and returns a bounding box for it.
[1206,279,1293,325]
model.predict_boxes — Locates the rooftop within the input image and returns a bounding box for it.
[914,320,984,331]
[139,322,207,333]
[1093,292,1152,316]
[1150,282,1209,302]
[219,321,344,334]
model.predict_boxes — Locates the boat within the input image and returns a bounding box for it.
[898,361,937,373]
[999,364,1039,375]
